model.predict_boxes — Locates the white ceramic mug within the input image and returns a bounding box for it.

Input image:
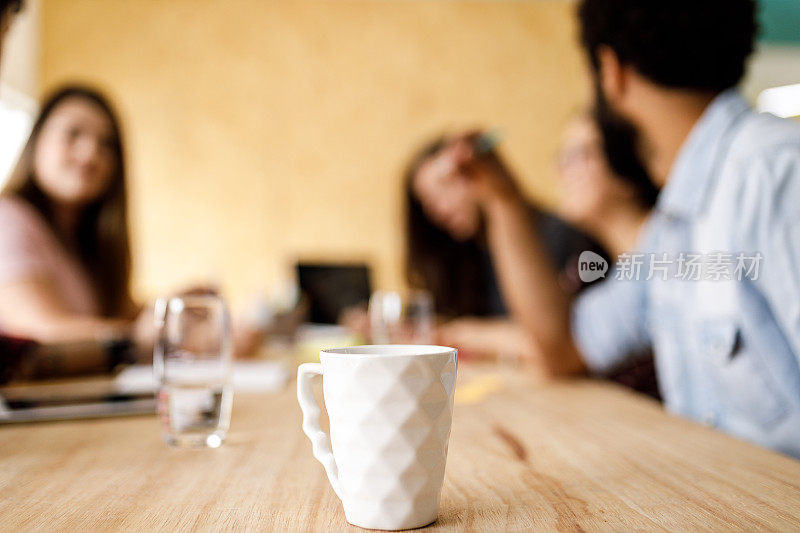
[297,345,458,530]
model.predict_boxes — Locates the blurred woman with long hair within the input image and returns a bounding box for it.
[0,86,145,372]
[402,114,659,393]
[403,134,606,360]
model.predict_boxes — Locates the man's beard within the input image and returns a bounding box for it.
[592,81,661,203]
[593,81,636,147]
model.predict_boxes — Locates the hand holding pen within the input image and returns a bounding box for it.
[446,130,522,206]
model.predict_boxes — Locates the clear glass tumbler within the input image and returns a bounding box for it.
[154,294,233,448]
[368,290,434,344]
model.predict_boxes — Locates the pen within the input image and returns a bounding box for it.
[473,129,503,155]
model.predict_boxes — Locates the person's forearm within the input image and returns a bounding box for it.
[20,341,111,379]
[437,318,527,361]
[9,315,131,345]
[483,194,585,376]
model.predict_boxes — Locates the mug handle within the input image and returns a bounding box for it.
[297,363,343,500]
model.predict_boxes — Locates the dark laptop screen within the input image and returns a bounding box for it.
[296,263,372,324]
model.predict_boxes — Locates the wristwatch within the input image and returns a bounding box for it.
[105,338,137,372]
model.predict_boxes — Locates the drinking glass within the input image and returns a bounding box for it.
[154,294,233,448]
[368,290,434,344]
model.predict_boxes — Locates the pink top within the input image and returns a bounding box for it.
[0,196,99,320]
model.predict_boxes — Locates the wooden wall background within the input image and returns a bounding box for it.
[41,0,587,306]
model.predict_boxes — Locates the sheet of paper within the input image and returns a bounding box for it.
[115,361,291,394]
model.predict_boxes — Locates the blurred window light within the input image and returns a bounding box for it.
[757,83,800,118]
[0,84,35,189]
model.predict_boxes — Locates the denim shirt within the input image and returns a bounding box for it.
[573,90,800,458]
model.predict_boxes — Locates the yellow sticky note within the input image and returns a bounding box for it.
[454,374,505,405]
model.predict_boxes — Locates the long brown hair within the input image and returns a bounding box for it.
[404,137,497,318]
[1,85,132,317]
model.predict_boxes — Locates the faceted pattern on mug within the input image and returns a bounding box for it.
[323,353,457,523]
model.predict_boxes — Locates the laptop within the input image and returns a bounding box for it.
[0,338,155,423]
[0,376,156,423]
[296,262,372,324]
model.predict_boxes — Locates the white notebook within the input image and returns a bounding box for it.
[115,361,291,394]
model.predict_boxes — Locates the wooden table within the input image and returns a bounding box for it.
[2,364,799,531]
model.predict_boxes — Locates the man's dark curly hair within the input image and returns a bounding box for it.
[578,0,758,93]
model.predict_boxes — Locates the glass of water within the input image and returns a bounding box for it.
[154,294,233,448]
[368,290,434,344]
